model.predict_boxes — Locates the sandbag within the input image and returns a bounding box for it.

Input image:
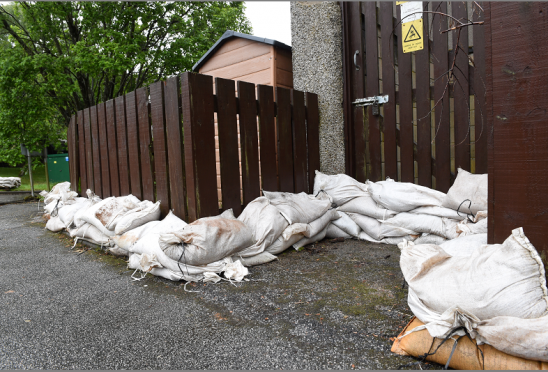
[57,197,88,227]
[391,317,548,369]
[347,212,382,240]
[45,216,66,232]
[68,223,110,245]
[305,209,340,238]
[159,210,254,266]
[439,233,487,257]
[265,232,305,255]
[80,195,140,237]
[263,190,331,224]
[457,214,488,237]
[331,211,361,237]
[325,223,352,239]
[113,200,161,235]
[413,233,447,245]
[312,170,369,206]
[337,195,397,220]
[367,179,446,212]
[293,225,329,249]
[233,251,277,267]
[237,197,289,257]
[379,213,460,240]
[408,206,465,220]
[443,168,487,214]
[41,181,78,205]
[400,227,548,339]
[0,177,21,189]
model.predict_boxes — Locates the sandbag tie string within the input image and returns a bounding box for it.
[457,199,476,223]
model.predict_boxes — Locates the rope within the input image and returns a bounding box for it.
[457,199,476,223]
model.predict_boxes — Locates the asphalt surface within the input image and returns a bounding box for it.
[0,202,430,369]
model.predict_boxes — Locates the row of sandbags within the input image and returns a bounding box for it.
[0,176,21,189]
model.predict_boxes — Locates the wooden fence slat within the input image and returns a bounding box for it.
[396,5,414,183]
[149,81,170,218]
[257,84,278,192]
[216,77,242,216]
[105,100,120,197]
[473,3,487,174]
[291,90,307,193]
[306,92,320,194]
[363,2,382,182]
[68,116,78,193]
[125,91,142,200]
[115,96,130,195]
[415,5,432,188]
[136,87,155,202]
[452,1,471,172]
[432,2,451,192]
[90,105,102,196]
[164,76,186,220]
[181,72,218,220]
[83,108,94,192]
[97,103,111,197]
[380,2,398,180]
[237,80,261,207]
[77,111,87,196]
[276,87,294,192]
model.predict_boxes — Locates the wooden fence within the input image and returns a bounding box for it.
[66,72,320,222]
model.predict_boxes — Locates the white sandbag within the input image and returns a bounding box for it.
[113,200,161,235]
[413,233,447,245]
[475,315,548,362]
[45,216,66,232]
[325,223,352,239]
[237,197,289,257]
[439,233,487,257]
[233,251,277,267]
[382,235,418,245]
[68,223,110,245]
[367,179,446,212]
[331,211,361,237]
[265,232,305,255]
[457,215,488,237]
[443,168,487,214]
[358,230,381,243]
[337,195,397,220]
[44,200,64,215]
[159,211,254,266]
[293,225,329,249]
[400,227,548,339]
[57,197,88,227]
[0,177,21,189]
[129,233,235,282]
[347,212,382,240]
[281,223,308,241]
[305,209,340,238]
[408,206,465,220]
[262,190,331,224]
[41,181,77,204]
[80,195,140,237]
[379,212,459,240]
[312,170,369,206]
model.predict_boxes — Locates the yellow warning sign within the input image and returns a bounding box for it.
[402,19,423,53]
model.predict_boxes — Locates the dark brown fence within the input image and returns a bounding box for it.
[67,72,320,222]
[341,2,490,193]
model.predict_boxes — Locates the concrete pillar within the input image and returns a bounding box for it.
[291,1,345,175]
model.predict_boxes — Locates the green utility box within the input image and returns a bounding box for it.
[47,153,70,184]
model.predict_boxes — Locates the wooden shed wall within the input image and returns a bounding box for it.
[198,38,293,204]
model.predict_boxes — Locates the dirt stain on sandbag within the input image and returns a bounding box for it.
[96,203,118,225]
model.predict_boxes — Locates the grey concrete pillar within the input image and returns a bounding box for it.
[291,1,345,175]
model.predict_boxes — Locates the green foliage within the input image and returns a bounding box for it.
[0,1,252,163]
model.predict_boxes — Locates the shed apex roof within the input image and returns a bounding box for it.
[192,30,292,72]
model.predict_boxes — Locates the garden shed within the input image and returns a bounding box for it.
[193,30,293,203]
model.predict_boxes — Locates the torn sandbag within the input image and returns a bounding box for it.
[379,212,460,240]
[159,210,254,266]
[443,168,487,215]
[113,200,161,235]
[439,233,487,257]
[337,195,397,220]
[400,227,548,339]
[237,197,289,257]
[367,178,446,212]
[262,190,331,224]
[325,223,352,239]
[312,170,369,206]
[331,211,361,237]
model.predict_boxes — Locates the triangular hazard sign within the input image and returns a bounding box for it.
[404,24,421,42]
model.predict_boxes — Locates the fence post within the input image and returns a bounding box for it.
[68,115,79,194]
[305,92,320,194]
[180,72,218,221]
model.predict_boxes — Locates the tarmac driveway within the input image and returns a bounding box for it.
[0,202,426,369]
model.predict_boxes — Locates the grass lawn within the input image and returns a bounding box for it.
[0,165,54,192]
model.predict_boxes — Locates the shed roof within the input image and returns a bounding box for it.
[192,30,292,72]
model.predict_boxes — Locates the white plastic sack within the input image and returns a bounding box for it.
[439,233,487,257]
[57,197,88,227]
[367,179,446,212]
[68,223,110,245]
[233,251,277,267]
[457,214,488,237]
[80,195,140,237]
[237,197,289,257]
[347,212,382,240]
[262,190,331,224]
[265,232,305,255]
[0,177,21,189]
[337,195,397,220]
[293,225,329,249]
[331,211,361,237]
[113,200,161,235]
[159,210,254,266]
[400,227,548,339]
[413,233,447,246]
[443,168,487,214]
[325,223,352,239]
[45,216,66,232]
[312,170,369,206]
[408,206,465,220]
[379,213,460,240]
[305,209,340,238]
[41,181,78,205]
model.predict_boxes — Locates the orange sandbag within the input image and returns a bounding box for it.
[391,317,548,370]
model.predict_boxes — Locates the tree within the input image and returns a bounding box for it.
[0,2,252,165]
